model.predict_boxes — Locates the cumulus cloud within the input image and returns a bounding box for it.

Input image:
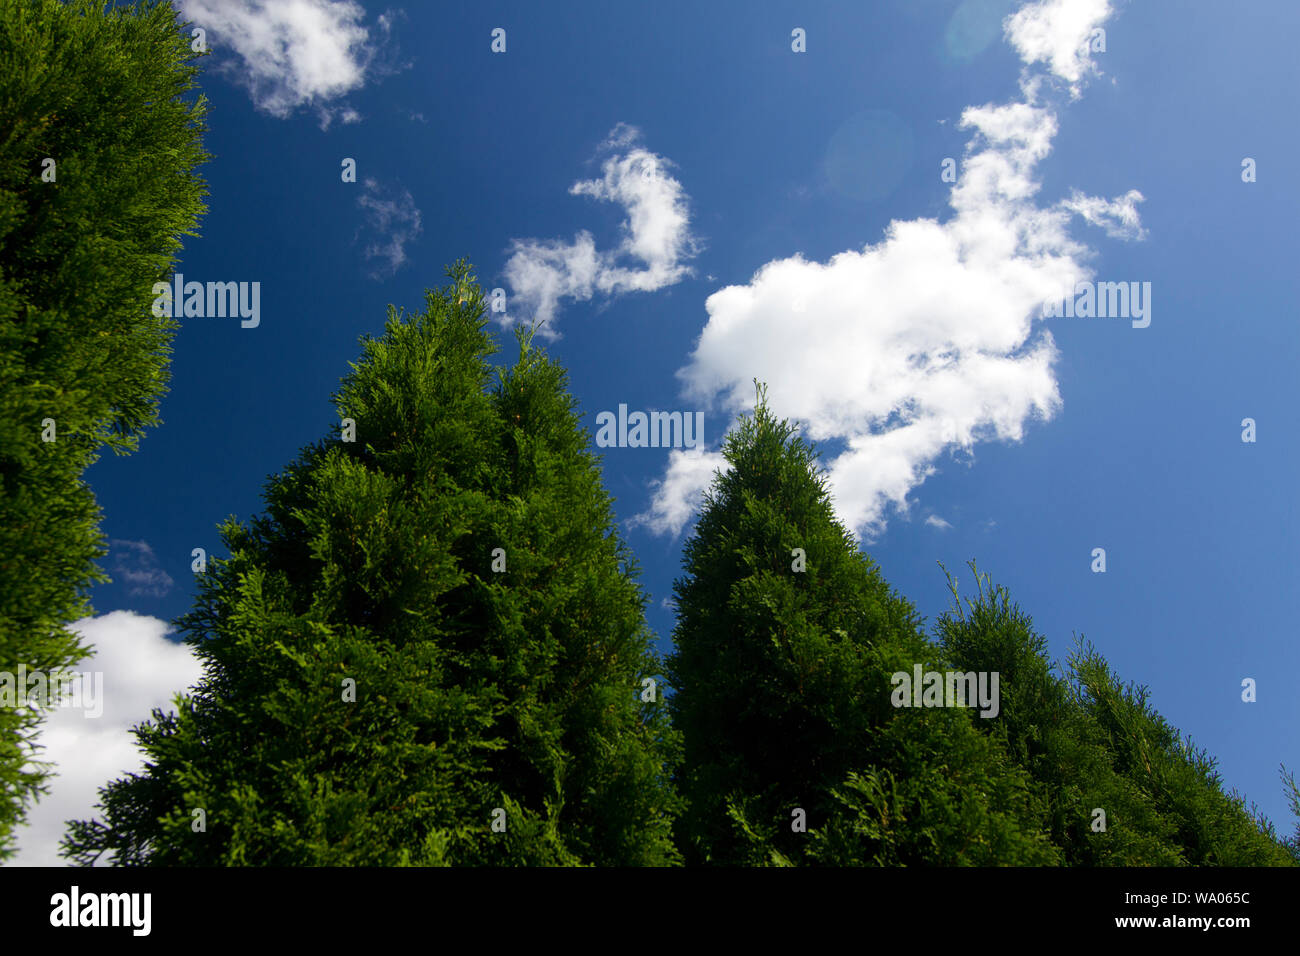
[636,0,1139,540]
[108,540,174,599]
[1005,0,1112,96]
[176,0,387,121]
[629,447,726,538]
[501,123,699,338]
[926,515,954,530]
[356,178,422,279]
[10,612,203,866]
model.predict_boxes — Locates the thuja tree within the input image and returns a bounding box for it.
[1282,767,1300,863]
[1069,643,1293,865]
[63,264,679,866]
[937,568,1295,866]
[667,389,1056,866]
[0,0,208,855]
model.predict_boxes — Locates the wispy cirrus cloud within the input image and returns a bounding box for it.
[1060,187,1147,239]
[637,0,1142,540]
[109,539,174,599]
[501,123,700,339]
[356,178,422,279]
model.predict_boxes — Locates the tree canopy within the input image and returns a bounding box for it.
[0,0,208,857]
[64,264,680,866]
[667,388,1057,865]
[937,567,1296,866]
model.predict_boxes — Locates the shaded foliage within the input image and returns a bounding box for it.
[64,264,679,866]
[0,0,208,856]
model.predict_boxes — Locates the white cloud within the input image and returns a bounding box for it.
[356,178,422,279]
[318,104,364,131]
[176,0,381,119]
[629,447,726,537]
[10,612,203,866]
[501,124,699,338]
[926,515,954,530]
[1060,187,1146,239]
[637,0,1137,541]
[1005,0,1112,96]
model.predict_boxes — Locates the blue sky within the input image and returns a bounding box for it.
[15,0,1300,861]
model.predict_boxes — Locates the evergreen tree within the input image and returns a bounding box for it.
[63,264,678,866]
[937,566,1295,865]
[1281,766,1300,863]
[667,388,1056,865]
[0,0,208,856]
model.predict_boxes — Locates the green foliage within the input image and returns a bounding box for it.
[0,0,208,856]
[667,388,1056,865]
[1281,766,1300,863]
[937,565,1295,866]
[62,263,679,866]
